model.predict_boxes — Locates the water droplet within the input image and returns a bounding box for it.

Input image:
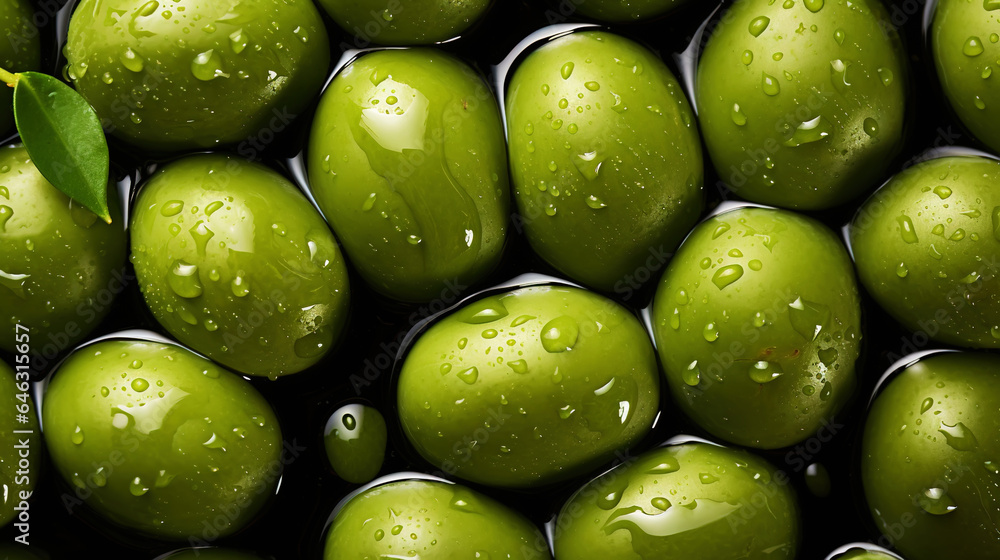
[712,264,744,291]
[938,421,979,451]
[160,200,184,216]
[703,323,719,342]
[649,458,680,474]
[713,223,731,239]
[573,150,605,181]
[748,259,763,271]
[558,405,576,419]
[651,497,672,511]
[120,47,144,72]
[670,308,681,330]
[918,487,957,515]
[749,361,783,384]
[741,50,754,65]
[699,472,719,484]
[585,81,600,91]
[761,72,780,96]
[231,274,249,297]
[920,397,934,414]
[863,118,879,138]
[987,0,1000,10]
[541,316,579,353]
[100,387,110,397]
[561,62,575,80]
[964,36,985,57]
[507,360,528,374]
[458,297,508,324]
[834,29,846,45]
[820,381,833,401]
[585,194,608,209]
[131,378,149,392]
[189,221,215,256]
[168,261,203,298]
[783,116,833,147]
[788,297,830,341]
[731,103,748,126]
[683,361,701,386]
[897,215,919,244]
[71,426,84,445]
[896,263,909,278]
[457,367,479,384]
[818,347,838,366]
[804,0,824,11]
[992,206,1000,241]
[749,16,771,37]
[802,385,816,396]
[130,477,150,496]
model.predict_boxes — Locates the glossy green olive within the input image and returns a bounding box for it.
[507,30,703,292]
[130,154,350,377]
[323,479,551,559]
[861,352,1000,560]
[697,0,907,209]
[553,442,800,559]
[851,156,1000,348]
[0,0,40,134]
[572,0,694,23]
[398,285,660,488]
[0,144,127,355]
[158,548,268,560]
[308,49,508,302]
[64,0,329,152]
[0,360,39,530]
[932,0,1000,154]
[324,404,387,484]
[317,0,491,45]
[652,207,861,449]
[43,339,283,539]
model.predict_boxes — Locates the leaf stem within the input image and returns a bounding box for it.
[0,67,19,88]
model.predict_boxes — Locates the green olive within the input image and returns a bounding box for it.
[0,360,39,530]
[324,404,387,484]
[572,0,694,23]
[553,441,800,559]
[64,0,329,152]
[323,478,551,559]
[0,144,127,355]
[506,30,703,292]
[0,0,40,134]
[861,352,1000,560]
[651,206,861,449]
[316,0,492,45]
[308,49,509,302]
[931,0,1000,154]
[828,545,902,560]
[42,339,283,539]
[696,0,908,209]
[850,155,1000,348]
[398,284,660,488]
[130,154,350,377]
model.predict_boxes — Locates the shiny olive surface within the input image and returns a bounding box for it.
[506,30,703,292]
[63,0,329,152]
[42,339,283,539]
[0,144,127,355]
[308,48,509,303]
[323,479,551,559]
[130,154,350,377]
[697,0,908,209]
[398,285,660,487]
[0,0,40,134]
[553,442,800,559]
[652,206,861,449]
[862,352,1000,560]
[850,155,1000,348]
[324,404,387,484]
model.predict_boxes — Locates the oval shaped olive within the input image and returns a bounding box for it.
[317,0,492,45]
[324,404,387,484]
[652,206,861,449]
[506,30,703,292]
[324,478,551,559]
[0,144,127,355]
[697,0,908,209]
[0,359,39,530]
[130,154,350,377]
[553,441,800,559]
[862,352,1000,560]
[0,0,40,134]
[42,339,283,539]
[398,284,660,488]
[850,155,1000,348]
[63,0,329,152]
[308,49,509,302]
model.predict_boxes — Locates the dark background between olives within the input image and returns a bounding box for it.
[0,0,984,557]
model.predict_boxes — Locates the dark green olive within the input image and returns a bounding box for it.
[0,0,40,133]
[324,404,387,484]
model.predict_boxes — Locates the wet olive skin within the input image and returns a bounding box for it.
[652,207,861,449]
[861,352,1000,560]
[0,360,39,530]
[0,0,40,134]
[697,0,907,209]
[398,285,660,488]
[130,154,350,378]
[323,479,551,559]
[0,144,127,355]
[317,0,492,45]
[572,0,694,23]
[64,0,329,152]
[507,30,703,292]
[308,49,508,303]
[851,156,1000,349]
[932,0,1000,154]
[553,442,800,559]
[42,340,283,539]
[324,404,387,484]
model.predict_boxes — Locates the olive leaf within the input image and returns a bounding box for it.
[3,69,112,224]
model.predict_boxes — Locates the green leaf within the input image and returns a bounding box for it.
[12,71,112,224]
